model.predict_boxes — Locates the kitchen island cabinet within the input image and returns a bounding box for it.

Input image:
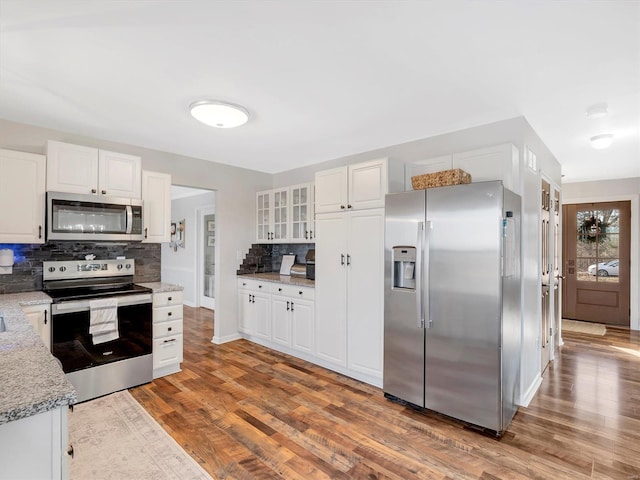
[0,292,76,480]
[0,148,46,244]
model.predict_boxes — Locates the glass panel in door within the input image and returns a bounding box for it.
[202,212,215,310]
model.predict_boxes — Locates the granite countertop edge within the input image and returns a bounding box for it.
[0,291,77,426]
[237,272,315,288]
[136,282,184,293]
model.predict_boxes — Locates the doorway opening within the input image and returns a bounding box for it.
[562,201,631,326]
[161,186,216,312]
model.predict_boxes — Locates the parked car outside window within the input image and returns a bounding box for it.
[587,259,619,277]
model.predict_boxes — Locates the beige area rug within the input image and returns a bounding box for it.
[69,390,213,480]
[562,319,607,336]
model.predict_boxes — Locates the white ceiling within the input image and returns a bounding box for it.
[1,1,638,183]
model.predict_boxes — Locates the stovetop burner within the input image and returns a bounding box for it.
[45,283,151,303]
[43,258,151,303]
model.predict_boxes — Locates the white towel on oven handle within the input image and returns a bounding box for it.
[89,297,119,344]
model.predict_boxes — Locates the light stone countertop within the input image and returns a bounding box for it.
[238,272,315,288]
[0,292,77,425]
[136,282,184,293]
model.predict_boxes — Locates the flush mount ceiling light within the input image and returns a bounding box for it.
[586,103,608,118]
[590,133,614,149]
[189,100,249,128]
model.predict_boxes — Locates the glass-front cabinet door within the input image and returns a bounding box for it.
[256,190,271,242]
[290,183,315,242]
[272,187,288,241]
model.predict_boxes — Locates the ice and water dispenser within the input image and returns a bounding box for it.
[392,246,416,290]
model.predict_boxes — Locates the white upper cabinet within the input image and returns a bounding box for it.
[256,187,289,243]
[47,140,141,198]
[290,183,315,242]
[98,149,142,198]
[315,166,348,213]
[142,170,171,243]
[315,158,388,214]
[0,149,46,243]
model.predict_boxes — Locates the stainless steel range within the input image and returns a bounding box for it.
[43,258,153,403]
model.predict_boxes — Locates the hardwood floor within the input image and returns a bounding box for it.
[131,307,640,479]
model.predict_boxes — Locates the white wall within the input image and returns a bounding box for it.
[562,178,640,332]
[0,118,272,344]
[161,191,215,307]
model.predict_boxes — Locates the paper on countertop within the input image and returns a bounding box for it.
[279,254,296,275]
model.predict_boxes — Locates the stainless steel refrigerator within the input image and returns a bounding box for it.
[383,180,521,434]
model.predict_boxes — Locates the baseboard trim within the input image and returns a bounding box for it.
[520,374,543,407]
[212,333,241,344]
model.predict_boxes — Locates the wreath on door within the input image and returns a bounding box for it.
[579,216,608,243]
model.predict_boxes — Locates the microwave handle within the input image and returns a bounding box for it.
[125,205,133,234]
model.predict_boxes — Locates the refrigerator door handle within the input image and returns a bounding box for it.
[416,221,425,328]
[424,220,432,328]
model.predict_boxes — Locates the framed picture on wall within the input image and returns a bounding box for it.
[207,235,215,246]
[207,220,215,232]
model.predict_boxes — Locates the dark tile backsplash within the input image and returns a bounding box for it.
[237,243,314,274]
[0,242,161,294]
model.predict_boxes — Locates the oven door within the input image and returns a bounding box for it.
[51,294,152,374]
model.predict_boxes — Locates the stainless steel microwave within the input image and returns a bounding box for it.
[47,192,144,241]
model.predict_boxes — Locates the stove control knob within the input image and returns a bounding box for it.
[125,264,131,269]
[48,266,56,273]
[117,264,123,270]
[59,266,66,272]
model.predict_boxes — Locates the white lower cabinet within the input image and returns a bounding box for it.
[152,290,184,379]
[237,278,271,335]
[0,406,68,480]
[21,303,51,350]
[237,279,315,359]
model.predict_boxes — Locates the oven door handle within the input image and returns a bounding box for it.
[51,294,152,314]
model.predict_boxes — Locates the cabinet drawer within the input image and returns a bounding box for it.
[153,334,183,368]
[237,278,269,292]
[153,304,183,323]
[152,290,183,307]
[153,319,183,339]
[271,284,315,301]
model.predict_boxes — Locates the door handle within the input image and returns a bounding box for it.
[291,302,294,312]
[416,221,425,329]
[38,225,42,239]
[287,301,290,311]
[346,254,351,266]
[341,254,345,266]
